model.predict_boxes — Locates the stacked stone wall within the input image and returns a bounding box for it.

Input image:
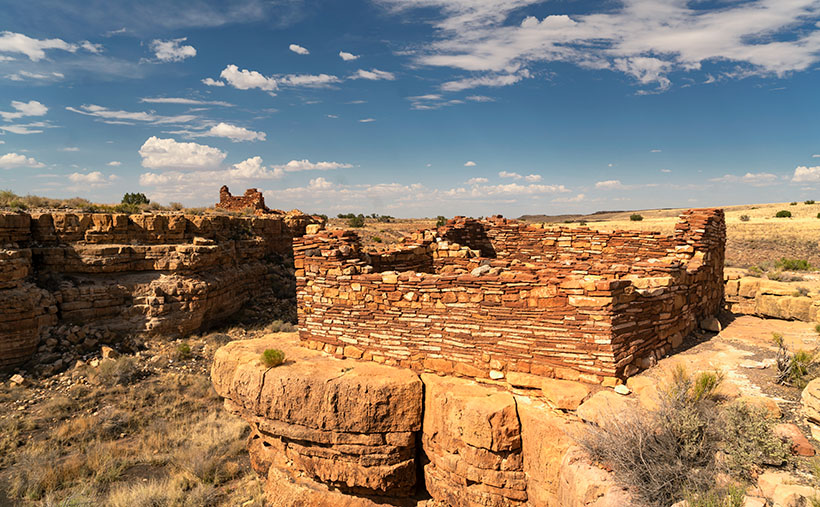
[296,209,725,383]
[215,185,268,212]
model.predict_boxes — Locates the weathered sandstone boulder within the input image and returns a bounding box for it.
[556,447,633,507]
[212,336,423,497]
[802,378,820,440]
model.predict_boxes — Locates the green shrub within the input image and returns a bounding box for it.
[169,202,184,211]
[775,258,811,270]
[176,342,192,360]
[791,201,798,206]
[630,213,643,221]
[347,214,365,228]
[721,401,790,478]
[372,235,383,243]
[774,332,815,388]
[776,210,792,218]
[436,215,447,227]
[739,214,750,222]
[265,320,296,333]
[122,192,150,205]
[260,349,285,368]
[807,200,816,205]
[96,356,139,386]
[815,323,820,334]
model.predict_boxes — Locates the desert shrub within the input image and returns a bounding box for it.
[176,342,192,360]
[791,201,798,206]
[122,192,150,205]
[579,366,723,505]
[683,485,745,507]
[260,349,285,368]
[774,332,815,388]
[436,215,447,227]
[794,286,811,297]
[372,235,383,243]
[95,356,140,386]
[815,323,820,334]
[807,200,816,205]
[347,214,365,228]
[579,220,587,226]
[265,320,296,333]
[630,213,644,221]
[113,203,140,214]
[746,265,763,277]
[775,258,811,270]
[739,214,750,222]
[169,202,184,211]
[776,210,792,218]
[721,401,790,478]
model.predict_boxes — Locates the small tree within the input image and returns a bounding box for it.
[775,210,792,218]
[436,216,447,227]
[348,214,365,228]
[630,213,644,221]
[122,193,150,205]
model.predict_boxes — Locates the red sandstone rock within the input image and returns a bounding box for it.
[774,423,815,456]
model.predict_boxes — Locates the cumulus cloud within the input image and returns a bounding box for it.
[351,68,396,80]
[524,174,541,182]
[595,179,625,189]
[289,44,309,55]
[107,161,121,166]
[202,77,225,87]
[792,166,820,182]
[278,159,352,172]
[66,104,196,125]
[68,171,118,186]
[499,170,521,179]
[0,100,48,121]
[0,152,45,169]
[278,73,341,87]
[464,160,476,167]
[339,51,359,61]
[711,172,779,186]
[150,38,196,62]
[219,64,278,91]
[309,177,334,189]
[138,136,226,170]
[378,0,820,91]
[553,193,586,203]
[466,177,488,184]
[60,147,79,152]
[228,156,281,179]
[0,31,99,61]
[186,122,266,142]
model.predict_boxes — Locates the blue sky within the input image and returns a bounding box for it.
[1,0,819,217]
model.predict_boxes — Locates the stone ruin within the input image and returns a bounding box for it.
[215,185,268,213]
[211,208,727,506]
[295,209,726,385]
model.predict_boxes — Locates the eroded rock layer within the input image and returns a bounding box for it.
[211,337,423,498]
[0,211,315,369]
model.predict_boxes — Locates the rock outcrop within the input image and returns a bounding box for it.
[0,210,320,370]
[211,334,633,506]
[725,274,820,322]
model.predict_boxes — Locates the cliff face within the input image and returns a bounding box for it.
[0,211,310,370]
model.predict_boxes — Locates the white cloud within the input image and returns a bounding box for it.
[339,51,359,61]
[279,73,341,87]
[278,159,352,172]
[351,68,396,80]
[228,156,281,179]
[359,118,376,123]
[0,121,53,135]
[464,160,476,167]
[466,177,488,184]
[202,77,225,87]
[0,100,48,121]
[524,174,541,182]
[151,38,196,62]
[650,149,662,153]
[441,70,529,91]
[813,154,820,158]
[470,182,568,195]
[107,161,121,166]
[6,71,64,81]
[466,95,495,102]
[140,97,232,107]
[661,168,672,173]
[0,152,45,169]
[309,177,334,189]
[66,104,196,125]
[60,147,80,152]
[710,172,779,186]
[595,179,625,189]
[194,122,266,142]
[553,193,586,203]
[289,44,309,55]
[378,0,820,91]
[219,65,277,91]
[0,31,93,61]
[499,170,521,179]
[138,136,226,170]
[68,171,118,186]
[792,166,820,183]
[327,114,339,118]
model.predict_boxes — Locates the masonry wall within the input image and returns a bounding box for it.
[295,209,725,383]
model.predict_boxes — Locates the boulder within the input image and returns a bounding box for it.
[556,446,634,506]
[540,378,592,410]
[774,423,815,456]
[576,390,636,428]
[802,378,820,439]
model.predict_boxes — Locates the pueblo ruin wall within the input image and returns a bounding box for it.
[0,211,313,370]
[295,209,725,384]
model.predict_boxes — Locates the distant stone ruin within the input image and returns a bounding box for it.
[215,185,268,212]
[295,209,726,385]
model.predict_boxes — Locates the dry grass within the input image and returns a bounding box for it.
[0,330,275,505]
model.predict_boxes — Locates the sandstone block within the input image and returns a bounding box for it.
[540,378,591,410]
